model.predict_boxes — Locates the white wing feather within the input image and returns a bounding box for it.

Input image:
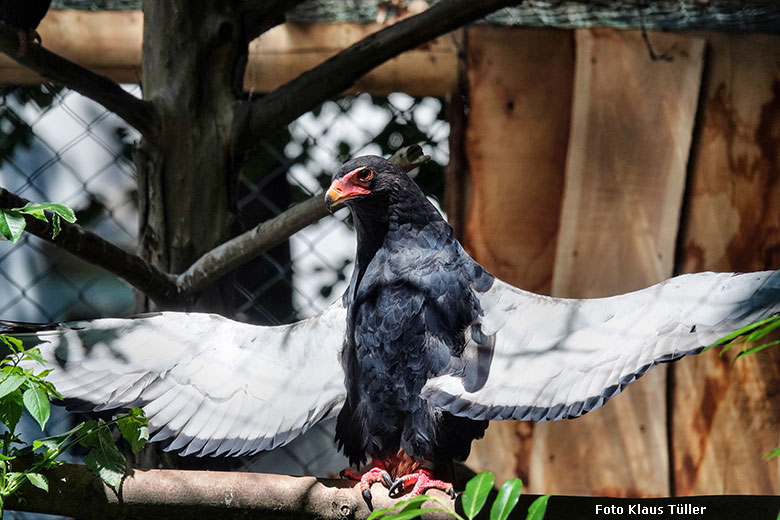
[18,301,347,456]
[422,270,780,422]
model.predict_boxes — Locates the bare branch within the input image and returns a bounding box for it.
[0,189,178,305]
[179,195,329,294]
[239,0,520,156]
[5,462,455,520]
[0,23,160,140]
[179,145,430,294]
[241,0,309,41]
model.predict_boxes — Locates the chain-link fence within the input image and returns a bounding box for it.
[0,83,450,478]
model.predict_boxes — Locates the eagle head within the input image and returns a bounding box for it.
[324,156,406,213]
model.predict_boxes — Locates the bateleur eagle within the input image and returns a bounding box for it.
[6,155,780,506]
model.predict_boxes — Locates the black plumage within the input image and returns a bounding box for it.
[330,156,494,467]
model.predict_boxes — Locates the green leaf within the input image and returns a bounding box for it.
[33,421,91,453]
[0,373,27,399]
[22,385,50,430]
[525,495,551,520]
[0,210,26,243]
[490,478,523,520]
[19,203,76,223]
[0,390,24,433]
[23,348,46,365]
[709,316,779,351]
[26,472,48,491]
[367,495,432,520]
[118,412,149,453]
[461,472,494,520]
[763,447,780,461]
[51,214,62,238]
[0,336,23,351]
[374,510,439,520]
[735,339,780,359]
[83,425,127,493]
[744,315,780,342]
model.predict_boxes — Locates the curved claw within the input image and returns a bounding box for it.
[362,489,374,511]
[388,477,406,498]
[448,487,457,500]
[381,470,394,488]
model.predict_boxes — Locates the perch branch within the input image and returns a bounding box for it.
[0,23,159,140]
[0,189,177,303]
[5,462,455,520]
[179,145,430,295]
[239,0,520,155]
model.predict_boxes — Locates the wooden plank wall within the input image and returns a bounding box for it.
[537,29,704,497]
[672,34,780,494]
[463,27,780,496]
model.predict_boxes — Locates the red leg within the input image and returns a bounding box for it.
[388,468,456,500]
[340,459,394,510]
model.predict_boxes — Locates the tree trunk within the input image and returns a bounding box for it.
[137,1,248,312]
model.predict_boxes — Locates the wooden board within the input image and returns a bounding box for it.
[461,27,574,295]
[0,11,457,96]
[535,28,704,496]
[672,33,780,495]
[461,27,574,484]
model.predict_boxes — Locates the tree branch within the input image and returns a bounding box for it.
[0,23,160,141]
[5,462,455,520]
[0,189,178,304]
[239,0,520,157]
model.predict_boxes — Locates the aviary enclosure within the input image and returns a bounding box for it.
[0,0,778,515]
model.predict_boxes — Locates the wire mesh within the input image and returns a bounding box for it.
[0,84,450,478]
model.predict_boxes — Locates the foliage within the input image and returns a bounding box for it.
[710,314,780,360]
[367,472,550,520]
[0,203,76,243]
[0,335,148,513]
[710,314,780,468]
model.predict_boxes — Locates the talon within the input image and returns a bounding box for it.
[388,477,406,497]
[381,470,394,488]
[387,468,454,499]
[362,489,373,511]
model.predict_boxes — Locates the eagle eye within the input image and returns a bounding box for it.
[357,168,373,182]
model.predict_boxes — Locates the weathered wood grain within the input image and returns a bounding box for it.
[673,33,780,495]
[535,28,704,496]
[462,27,574,484]
[461,27,574,296]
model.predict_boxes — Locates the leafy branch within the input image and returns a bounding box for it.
[710,314,780,360]
[0,335,148,513]
[0,202,76,243]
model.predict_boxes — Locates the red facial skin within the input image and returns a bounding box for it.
[325,167,373,210]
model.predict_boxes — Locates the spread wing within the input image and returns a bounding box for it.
[422,270,780,422]
[12,301,347,456]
